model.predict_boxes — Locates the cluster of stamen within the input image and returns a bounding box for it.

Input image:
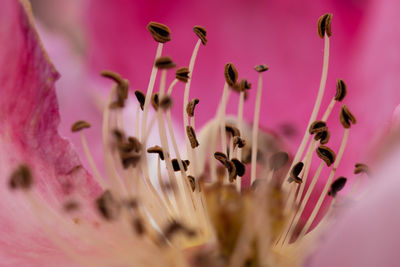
[8,14,371,267]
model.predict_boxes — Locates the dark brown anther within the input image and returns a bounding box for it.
[288,161,304,184]
[225,160,237,182]
[112,129,124,142]
[254,64,269,73]
[151,93,159,111]
[134,90,146,110]
[121,154,141,169]
[63,201,80,212]
[186,126,199,148]
[269,152,289,171]
[172,159,190,171]
[309,120,327,135]
[71,120,91,132]
[9,164,33,190]
[162,221,196,243]
[231,158,245,177]
[193,25,207,45]
[101,70,129,108]
[354,163,370,175]
[187,175,196,192]
[176,67,190,83]
[328,176,347,197]
[155,56,176,69]
[159,96,173,110]
[340,105,357,129]
[335,79,347,102]
[317,13,333,38]
[147,145,165,160]
[186,98,199,117]
[214,151,228,165]
[147,22,171,43]
[314,129,330,145]
[127,137,142,153]
[133,218,145,235]
[233,136,246,149]
[225,124,240,137]
[224,63,238,87]
[316,145,336,167]
[96,190,120,221]
[239,78,252,91]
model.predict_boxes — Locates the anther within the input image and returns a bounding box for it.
[9,164,33,190]
[309,120,327,135]
[233,136,246,149]
[340,105,357,128]
[147,145,165,160]
[121,153,141,169]
[134,90,146,110]
[354,163,370,175]
[101,70,129,108]
[224,63,238,87]
[231,158,245,177]
[176,67,190,83]
[151,93,159,110]
[159,96,173,110]
[238,78,252,91]
[96,190,120,221]
[172,159,190,171]
[147,22,171,43]
[314,129,330,144]
[214,151,228,165]
[335,79,347,102]
[186,98,199,117]
[225,124,240,137]
[316,145,336,167]
[288,161,304,184]
[193,25,207,45]
[187,175,196,192]
[317,13,333,38]
[186,126,199,148]
[155,56,176,69]
[225,160,237,182]
[269,151,289,171]
[71,120,91,132]
[328,176,347,197]
[254,64,269,73]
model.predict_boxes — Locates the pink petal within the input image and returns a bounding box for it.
[0,1,100,265]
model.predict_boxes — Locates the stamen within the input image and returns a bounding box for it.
[316,145,336,167]
[187,175,196,192]
[101,70,129,108]
[193,26,208,45]
[314,129,330,144]
[186,125,200,148]
[9,164,33,190]
[340,105,357,128]
[317,13,333,39]
[231,158,245,177]
[354,163,370,175]
[147,145,165,160]
[225,124,240,137]
[176,67,190,83]
[288,161,304,184]
[155,56,177,69]
[147,22,171,43]
[96,190,121,221]
[250,64,268,184]
[172,159,190,172]
[233,136,246,149]
[71,120,91,132]
[309,120,327,134]
[134,90,146,110]
[224,63,239,87]
[151,93,159,110]
[334,79,347,102]
[328,176,347,197]
[186,98,200,117]
[159,95,173,110]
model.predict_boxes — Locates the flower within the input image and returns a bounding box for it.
[1,0,400,266]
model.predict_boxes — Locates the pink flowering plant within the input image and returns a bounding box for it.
[1,0,400,266]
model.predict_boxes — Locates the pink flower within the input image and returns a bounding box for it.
[1,0,399,266]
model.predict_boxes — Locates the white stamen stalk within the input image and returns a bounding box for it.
[251,73,264,184]
[80,132,107,188]
[141,43,163,143]
[298,128,349,239]
[283,35,330,190]
[322,98,336,121]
